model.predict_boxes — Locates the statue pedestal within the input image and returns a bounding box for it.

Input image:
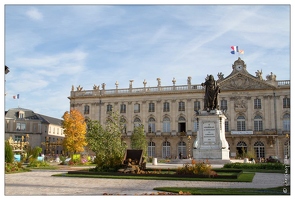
[193,110,230,162]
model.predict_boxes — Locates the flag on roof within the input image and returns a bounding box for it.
[230,46,239,54]
[13,94,19,99]
[239,50,244,54]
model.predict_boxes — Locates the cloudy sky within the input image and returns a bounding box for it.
[3,2,291,119]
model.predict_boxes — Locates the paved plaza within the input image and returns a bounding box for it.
[4,163,288,196]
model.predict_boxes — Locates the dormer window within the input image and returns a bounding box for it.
[18,111,25,119]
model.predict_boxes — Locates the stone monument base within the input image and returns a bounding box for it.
[193,110,230,162]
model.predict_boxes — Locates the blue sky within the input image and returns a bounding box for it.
[3,2,292,119]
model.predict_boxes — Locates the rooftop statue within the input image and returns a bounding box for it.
[201,75,220,111]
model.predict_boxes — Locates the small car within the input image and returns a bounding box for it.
[266,156,280,163]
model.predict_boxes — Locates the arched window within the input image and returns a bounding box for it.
[178,141,186,158]
[148,117,156,133]
[237,116,246,131]
[134,117,141,128]
[148,141,156,157]
[178,116,186,132]
[254,141,265,159]
[254,115,263,131]
[163,117,170,132]
[236,141,247,157]
[283,114,290,131]
[162,141,171,158]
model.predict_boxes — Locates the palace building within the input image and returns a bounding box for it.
[68,58,290,162]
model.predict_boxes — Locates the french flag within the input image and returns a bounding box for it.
[13,94,19,99]
[231,46,239,54]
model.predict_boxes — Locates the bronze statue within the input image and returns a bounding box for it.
[201,75,220,111]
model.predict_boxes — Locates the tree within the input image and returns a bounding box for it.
[86,111,127,171]
[5,140,14,163]
[130,125,147,157]
[62,109,87,157]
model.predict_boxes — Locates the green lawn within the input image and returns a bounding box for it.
[54,170,255,182]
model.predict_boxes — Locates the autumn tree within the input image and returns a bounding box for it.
[86,111,127,171]
[62,109,87,157]
[130,124,147,157]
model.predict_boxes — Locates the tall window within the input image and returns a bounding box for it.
[134,117,141,128]
[284,140,290,159]
[162,141,171,158]
[120,104,126,113]
[283,114,290,131]
[254,98,261,109]
[178,141,186,158]
[178,101,185,111]
[120,118,127,134]
[106,104,112,112]
[149,103,155,112]
[283,97,290,108]
[84,105,90,114]
[225,120,229,132]
[254,115,263,131]
[163,102,170,112]
[194,101,201,111]
[178,116,186,132]
[254,141,265,159]
[148,141,156,157]
[220,100,228,110]
[193,118,199,132]
[16,122,26,131]
[237,116,246,131]
[134,103,140,113]
[236,141,247,156]
[163,117,171,132]
[148,117,156,133]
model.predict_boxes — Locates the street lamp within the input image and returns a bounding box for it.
[187,135,191,159]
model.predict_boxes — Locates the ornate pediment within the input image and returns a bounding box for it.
[219,73,276,90]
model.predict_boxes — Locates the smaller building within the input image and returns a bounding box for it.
[5,108,65,156]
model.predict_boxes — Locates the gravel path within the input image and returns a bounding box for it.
[4,167,288,196]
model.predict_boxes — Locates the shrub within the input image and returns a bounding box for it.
[5,162,25,173]
[27,160,50,168]
[176,160,216,177]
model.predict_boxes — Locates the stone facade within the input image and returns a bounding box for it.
[68,58,290,162]
[5,108,65,155]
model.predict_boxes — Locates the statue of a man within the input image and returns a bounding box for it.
[201,75,220,111]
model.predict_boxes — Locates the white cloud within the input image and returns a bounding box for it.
[25,7,43,21]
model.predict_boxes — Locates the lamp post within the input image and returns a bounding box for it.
[8,134,29,152]
[188,135,191,159]
[41,137,63,159]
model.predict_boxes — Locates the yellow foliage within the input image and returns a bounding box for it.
[62,109,87,154]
